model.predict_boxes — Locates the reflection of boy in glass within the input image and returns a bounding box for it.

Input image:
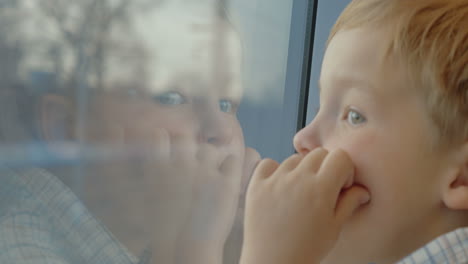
[0,1,259,264]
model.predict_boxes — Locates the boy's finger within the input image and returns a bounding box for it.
[151,128,171,162]
[196,143,218,165]
[252,158,280,180]
[219,155,243,206]
[220,154,242,180]
[243,147,261,177]
[335,185,370,225]
[130,127,171,162]
[294,148,328,175]
[119,125,144,159]
[241,147,261,193]
[277,153,302,173]
[317,149,355,196]
[171,134,196,164]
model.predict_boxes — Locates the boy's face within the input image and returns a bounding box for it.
[294,27,452,263]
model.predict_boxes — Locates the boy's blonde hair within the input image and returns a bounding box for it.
[329,0,468,147]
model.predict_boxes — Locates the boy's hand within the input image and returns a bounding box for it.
[240,148,370,264]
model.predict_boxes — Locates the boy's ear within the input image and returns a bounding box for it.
[442,143,468,210]
[38,94,75,143]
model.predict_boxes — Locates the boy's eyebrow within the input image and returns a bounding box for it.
[318,76,377,96]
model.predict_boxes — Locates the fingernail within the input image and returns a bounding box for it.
[360,193,371,204]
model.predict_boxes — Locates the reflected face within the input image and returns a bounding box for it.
[85,8,245,162]
[86,79,244,160]
[78,6,246,255]
[87,4,245,153]
[293,28,450,263]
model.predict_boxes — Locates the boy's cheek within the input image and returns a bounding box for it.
[323,131,379,189]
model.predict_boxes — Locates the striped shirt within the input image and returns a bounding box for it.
[0,167,139,264]
[398,228,468,264]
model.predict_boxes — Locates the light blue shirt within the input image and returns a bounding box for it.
[398,228,468,264]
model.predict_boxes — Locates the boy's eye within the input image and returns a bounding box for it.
[346,109,366,125]
[153,91,186,105]
[219,99,238,113]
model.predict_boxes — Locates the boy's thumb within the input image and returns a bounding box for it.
[335,186,370,225]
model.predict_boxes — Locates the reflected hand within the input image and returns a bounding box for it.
[138,130,197,263]
[230,147,261,232]
[176,147,259,264]
[84,125,197,262]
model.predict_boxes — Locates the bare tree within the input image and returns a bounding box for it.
[36,0,163,91]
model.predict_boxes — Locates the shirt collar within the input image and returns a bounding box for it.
[397,227,468,264]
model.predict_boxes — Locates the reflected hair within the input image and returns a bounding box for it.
[329,0,468,148]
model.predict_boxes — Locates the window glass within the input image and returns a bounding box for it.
[306,0,351,123]
[0,0,296,263]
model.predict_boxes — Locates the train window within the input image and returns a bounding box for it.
[306,0,351,123]
[0,0,313,263]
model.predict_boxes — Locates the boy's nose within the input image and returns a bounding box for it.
[293,120,322,155]
[197,106,233,146]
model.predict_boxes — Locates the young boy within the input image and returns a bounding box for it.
[240,0,468,263]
